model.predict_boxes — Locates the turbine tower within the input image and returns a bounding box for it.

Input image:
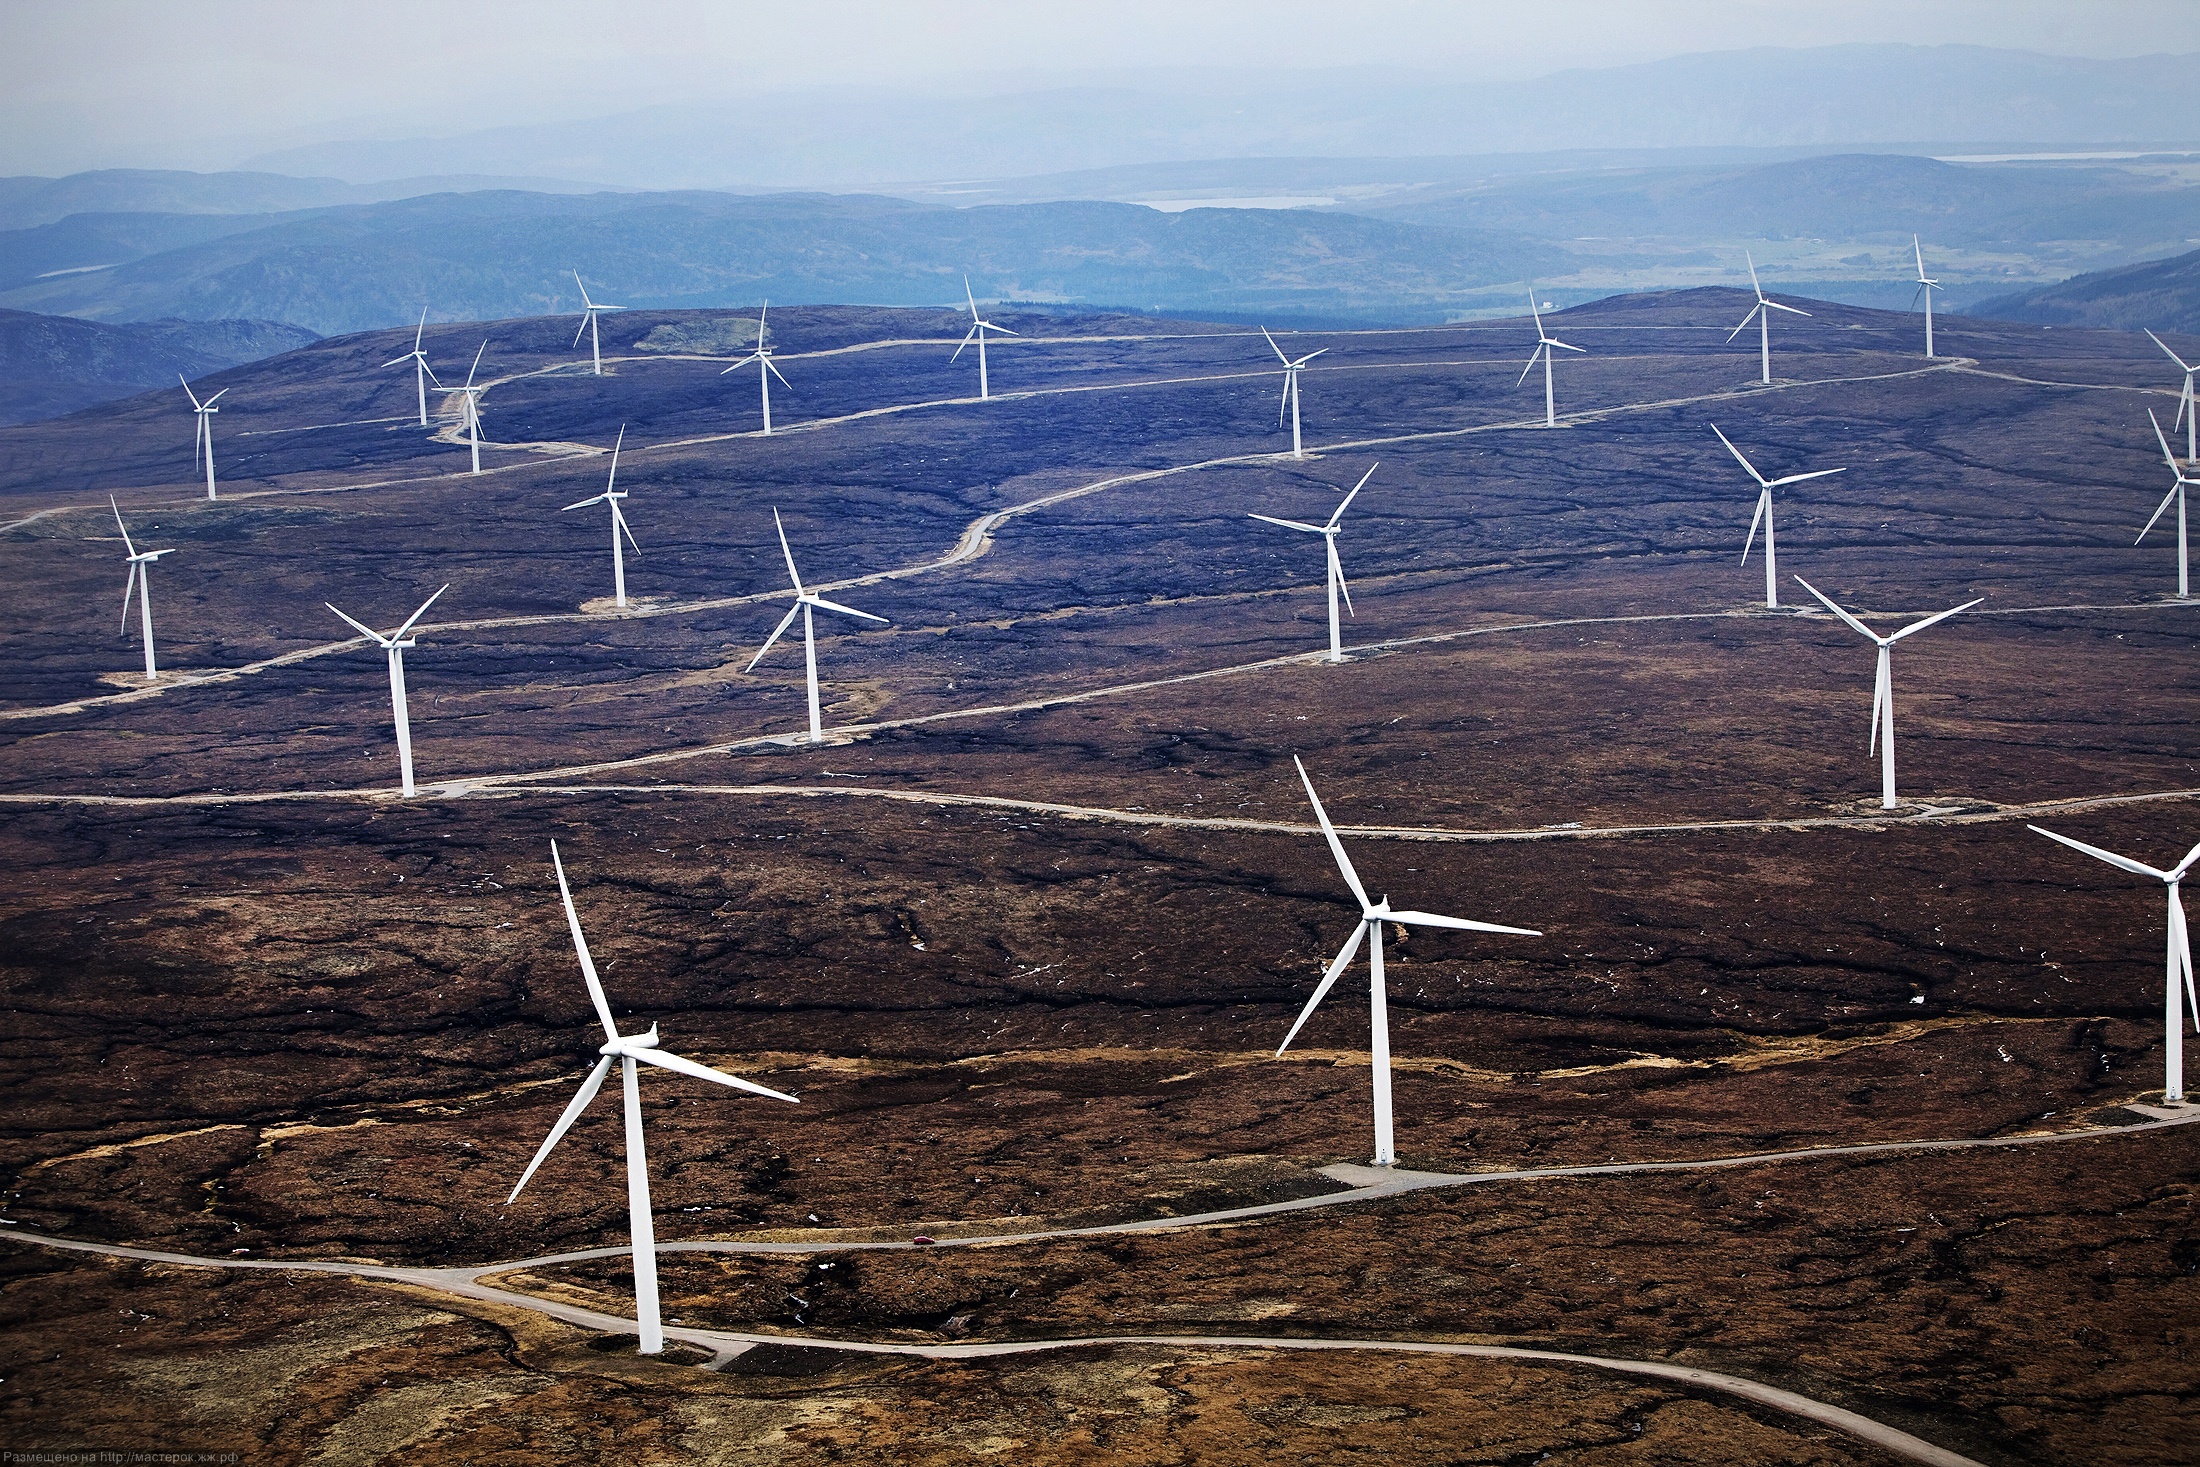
[748,508,887,743]
[1518,289,1585,426]
[383,309,440,426]
[2145,409,2194,600]
[2029,824,2200,1104]
[562,425,640,608]
[952,277,1018,399]
[1794,577,1982,810]
[509,841,799,1354]
[1249,462,1376,664]
[110,497,175,681]
[720,302,790,434]
[326,585,448,798]
[2146,330,2199,466]
[1728,252,1810,386]
[1263,327,1328,459]
[449,342,488,476]
[573,272,623,376]
[1711,424,1846,610]
[1910,237,1941,360]
[179,377,227,501]
[1275,756,1540,1166]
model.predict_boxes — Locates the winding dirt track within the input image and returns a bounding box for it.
[18,1108,2197,1464]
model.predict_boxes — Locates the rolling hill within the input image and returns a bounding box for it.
[0,308,318,424]
[1972,245,2200,331]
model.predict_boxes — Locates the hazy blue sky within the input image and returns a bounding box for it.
[4,0,2195,175]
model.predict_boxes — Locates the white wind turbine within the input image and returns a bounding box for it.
[951,277,1018,400]
[2028,824,2200,1104]
[1711,424,1846,610]
[1518,289,1585,426]
[1728,251,1811,386]
[573,272,623,376]
[509,841,799,1355]
[562,426,640,608]
[449,342,488,476]
[1250,462,1376,664]
[748,508,888,743]
[2144,409,2194,600]
[1275,756,1540,1167]
[384,309,440,426]
[326,584,449,798]
[1264,326,1328,460]
[110,497,175,681]
[179,377,227,500]
[1910,237,1941,360]
[1794,576,1982,810]
[720,302,790,433]
[2146,331,2199,467]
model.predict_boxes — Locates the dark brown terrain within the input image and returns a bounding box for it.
[0,289,2195,1464]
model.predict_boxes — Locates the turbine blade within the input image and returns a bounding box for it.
[605,425,624,495]
[1327,463,1376,529]
[2138,484,2182,543]
[630,1047,799,1103]
[325,603,388,645]
[506,1055,614,1202]
[2174,888,2200,1032]
[1330,539,1354,617]
[1869,651,1886,757]
[561,493,609,512]
[1294,755,1371,909]
[1909,283,1925,313]
[1516,345,1544,388]
[1886,596,1984,642]
[950,323,977,364]
[988,324,1020,338]
[615,501,641,555]
[178,375,202,409]
[2150,408,2181,472]
[765,355,791,387]
[2169,837,2200,883]
[466,341,486,388]
[2146,328,2194,374]
[1710,424,1769,486]
[1276,921,1369,1056]
[965,274,978,318]
[1746,250,1762,297]
[1765,467,1847,488]
[421,359,441,388]
[2026,824,2170,880]
[1766,301,1811,317]
[809,594,888,623]
[573,270,593,308]
[1249,513,1324,533]
[1527,286,1542,333]
[720,355,757,376]
[1791,576,1883,643]
[1262,326,1291,365]
[550,841,623,1043]
[771,507,803,594]
[1726,305,1761,343]
[1279,373,1292,426]
[1914,235,1926,278]
[1291,347,1325,364]
[382,353,414,368]
[1388,909,1541,937]
[391,583,450,641]
[1546,337,1586,353]
[573,316,590,349]
[746,603,802,670]
[110,496,136,558]
[119,565,137,634]
[1741,489,1766,565]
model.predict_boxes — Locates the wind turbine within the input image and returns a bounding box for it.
[1263,327,1328,460]
[325,584,448,798]
[2145,329,2198,466]
[1728,251,1810,386]
[951,277,1018,400]
[179,377,227,500]
[449,342,488,476]
[384,309,440,426]
[1275,756,1540,1167]
[1910,237,1941,360]
[573,272,623,376]
[1518,289,1585,426]
[2144,409,2194,600]
[1793,576,1982,810]
[110,497,174,681]
[1711,423,1846,610]
[720,302,790,434]
[748,508,888,743]
[563,426,640,608]
[2028,824,2200,1104]
[1249,462,1376,663]
[509,841,799,1355]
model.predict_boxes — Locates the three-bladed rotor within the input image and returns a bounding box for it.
[1710,423,1846,605]
[1249,463,1375,661]
[326,583,449,651]
[1517,289,1586,385]
[1727,251,1812,341]
[747,508,889,671]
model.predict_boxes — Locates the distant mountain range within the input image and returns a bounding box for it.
[0,190,1559,335]
[231,46,2200,192]
[1973,247,2200,331]
[0,310,317,424]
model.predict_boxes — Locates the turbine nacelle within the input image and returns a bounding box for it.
[601,1023,662,1056]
